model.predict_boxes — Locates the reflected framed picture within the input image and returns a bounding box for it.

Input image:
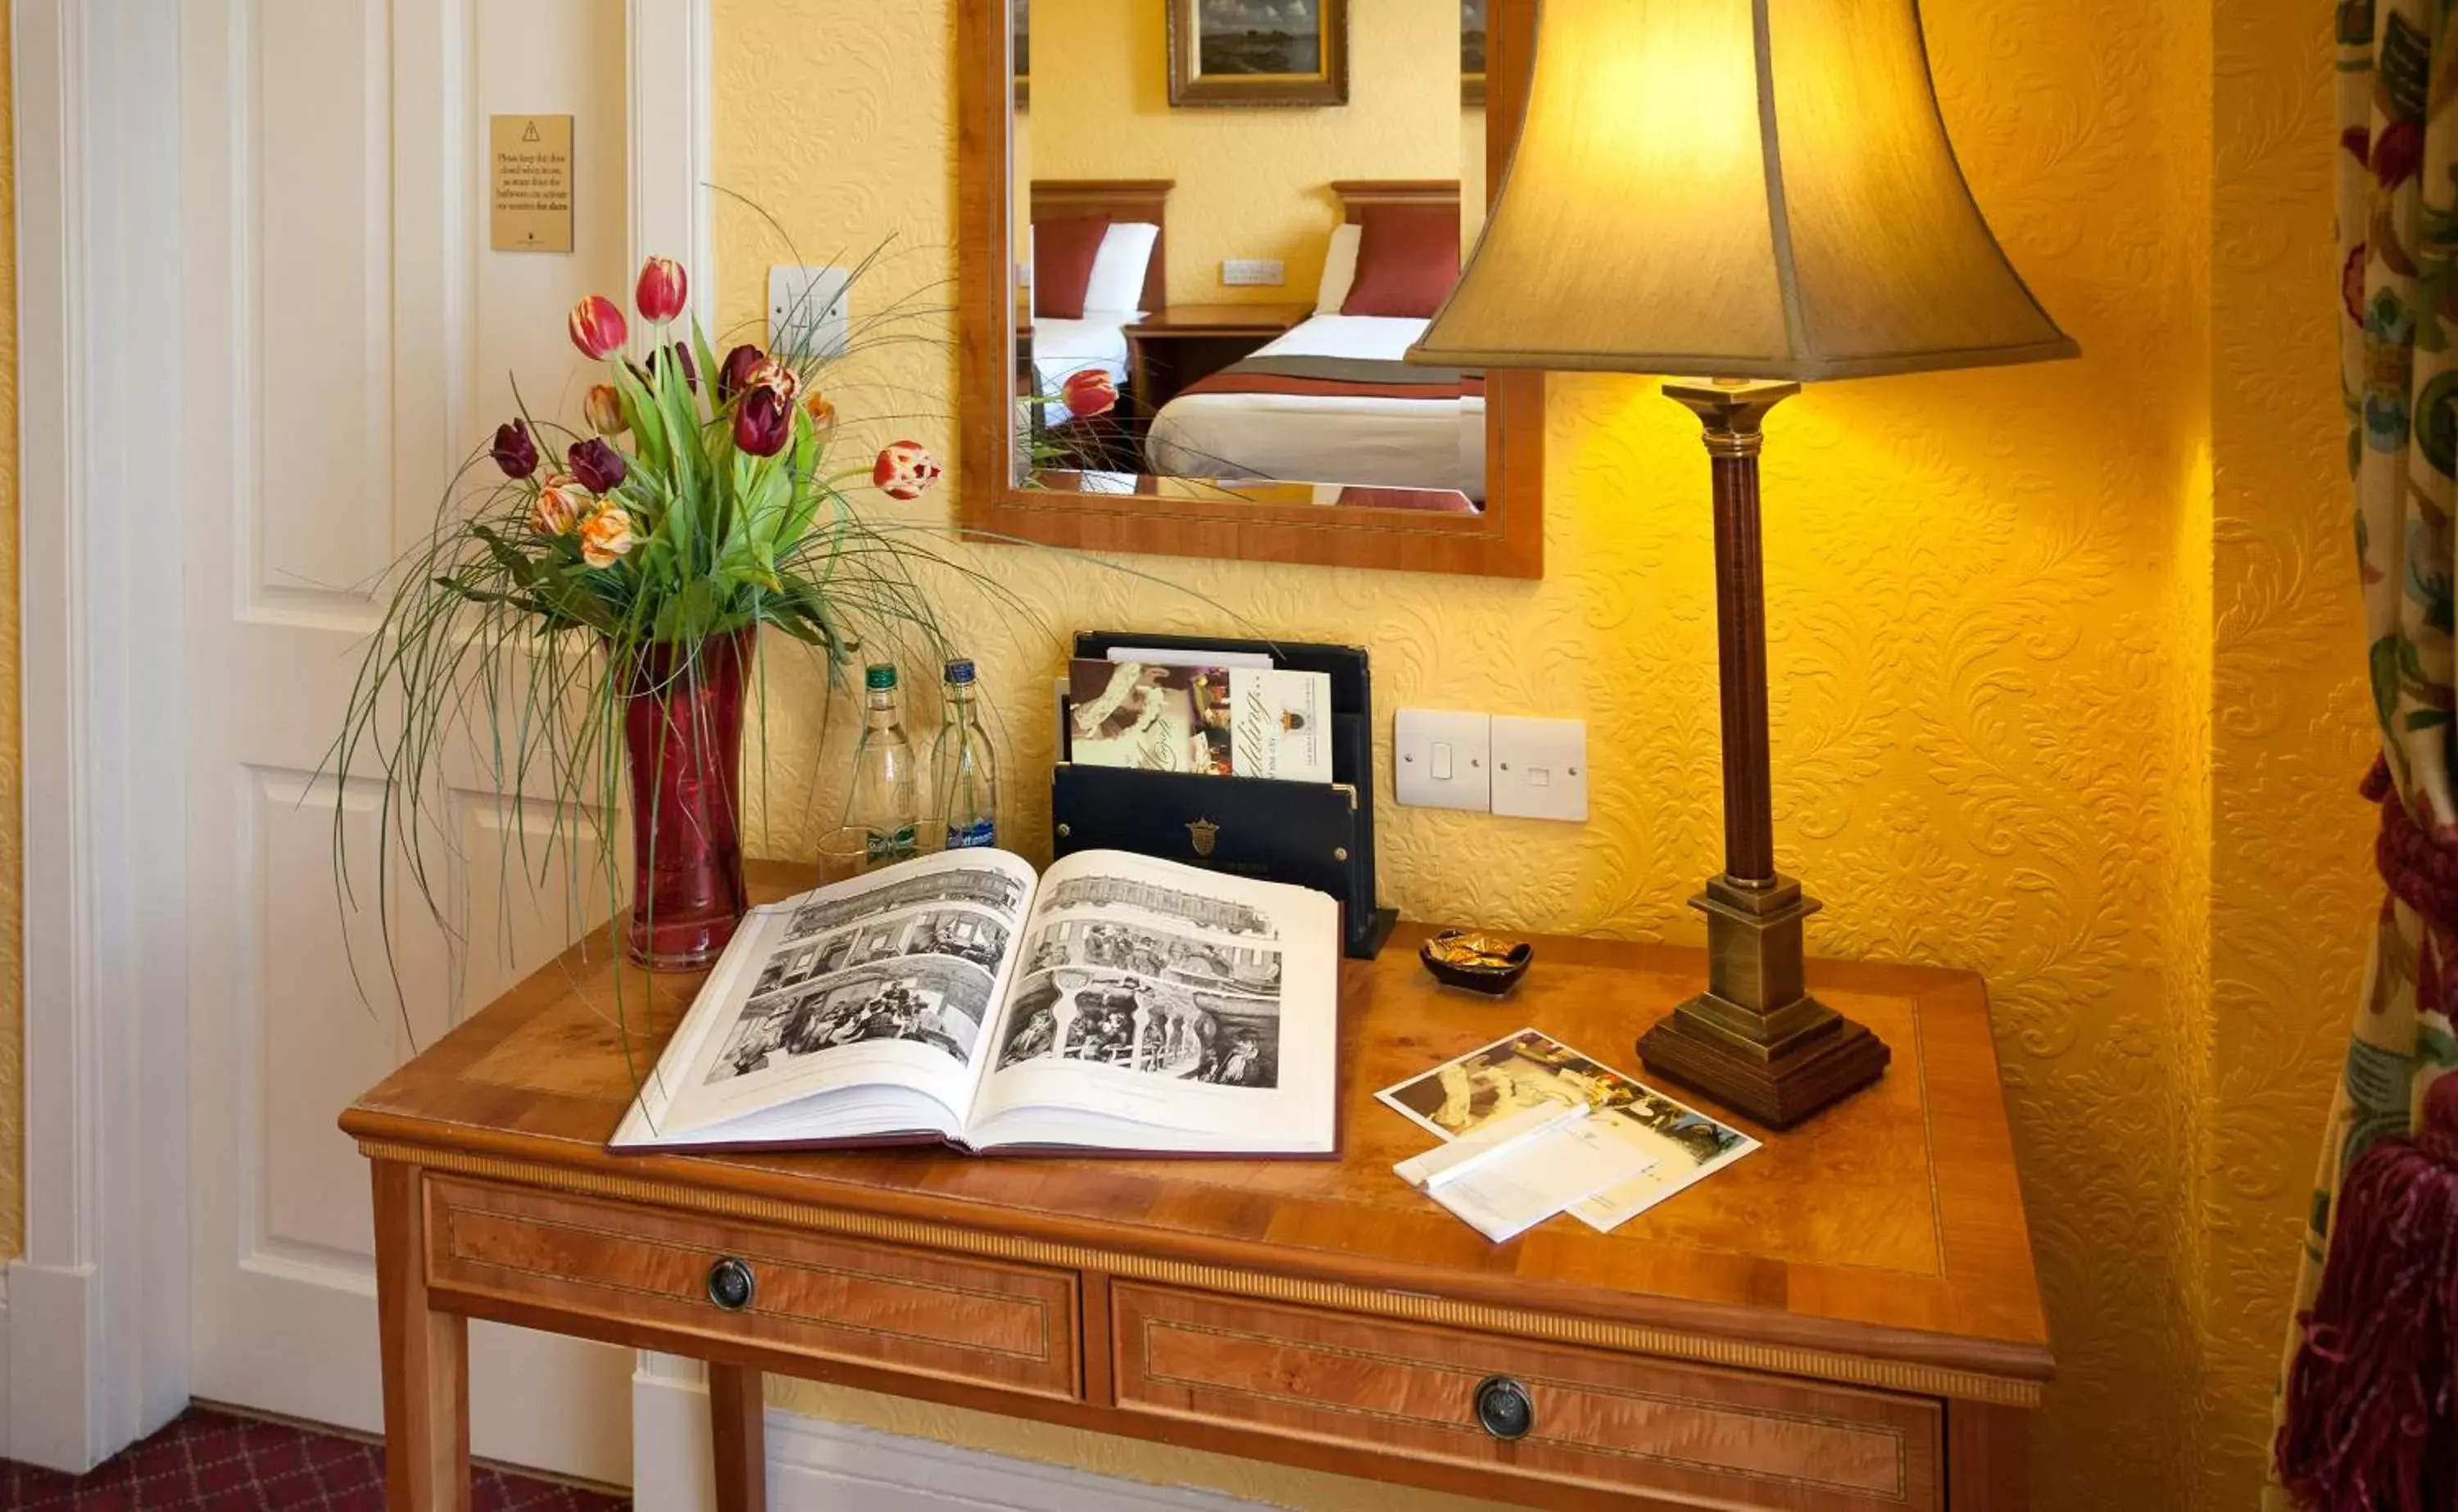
[1462,0,1486,106]
[1014,0,1029,106]
[1166,0,1349,107]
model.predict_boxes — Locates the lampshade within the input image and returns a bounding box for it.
[1412,0,2077,381]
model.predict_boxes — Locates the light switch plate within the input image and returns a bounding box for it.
[1491,716,1589,822]
[1395,708,1492,812]
[1221,258,1286,287]
[769,265,853,361]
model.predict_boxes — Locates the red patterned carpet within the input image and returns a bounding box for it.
[0,1406,629,1510]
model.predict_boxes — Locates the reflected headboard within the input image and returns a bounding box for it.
[1030,179,1174,314]
[1328,179,1462,222]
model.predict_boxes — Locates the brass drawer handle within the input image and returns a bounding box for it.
[1473,1374,1534,1441]
[706,1256,757,1311]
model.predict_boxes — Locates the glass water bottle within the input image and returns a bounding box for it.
[846,663,918,865]
[932,658,1000,850]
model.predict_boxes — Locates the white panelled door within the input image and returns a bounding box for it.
[182,0,647,1483]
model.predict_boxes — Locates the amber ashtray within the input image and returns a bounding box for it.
[1420,929,1535,997]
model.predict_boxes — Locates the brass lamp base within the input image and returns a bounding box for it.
[1637,873,1890,1129]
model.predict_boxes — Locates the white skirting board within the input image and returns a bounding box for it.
[630,1355,1279,1511]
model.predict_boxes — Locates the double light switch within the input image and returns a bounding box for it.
[1395,710,1588,822]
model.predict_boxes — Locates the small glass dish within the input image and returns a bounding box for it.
[1420,929,1535,997]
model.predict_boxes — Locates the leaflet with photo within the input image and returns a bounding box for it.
[1376,1028,1759,1232]
[610,847,1340,1157]
[1065,658,1336,784]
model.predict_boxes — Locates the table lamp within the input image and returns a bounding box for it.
[1413,0,2077,1127]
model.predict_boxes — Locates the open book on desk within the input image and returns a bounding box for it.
[611,848,1340,1156]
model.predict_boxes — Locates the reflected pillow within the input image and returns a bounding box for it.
[1084,222,1161,315]
[1340,205,1460,319]
[1033,214,1111,319]
[1314,224,1363,315]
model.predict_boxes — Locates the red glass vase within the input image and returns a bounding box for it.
[620,627,753,970]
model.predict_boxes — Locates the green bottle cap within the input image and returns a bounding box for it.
[864,663,897,690]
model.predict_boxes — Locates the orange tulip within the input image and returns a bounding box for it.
[803,390,839,431]
[530,474,587,537]
[584,383,626,437]
[579,505,635,568]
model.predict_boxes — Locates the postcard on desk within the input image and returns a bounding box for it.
[1066,659,1334,784]
[1377,1028,1760,1233]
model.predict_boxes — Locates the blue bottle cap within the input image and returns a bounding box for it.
[944,658,977,686]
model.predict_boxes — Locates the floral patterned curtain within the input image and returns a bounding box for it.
[2266,0,2458,1503]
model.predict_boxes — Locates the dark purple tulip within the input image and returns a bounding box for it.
[717,343,766,405]
[566,437,628,495]
[489,419,539,478]
[639,340,697,394]
[733,384,791,458]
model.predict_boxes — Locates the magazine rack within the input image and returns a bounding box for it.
[1052,631,1398,958]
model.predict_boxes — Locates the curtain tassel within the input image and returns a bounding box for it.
[2277,1069,2458,1510]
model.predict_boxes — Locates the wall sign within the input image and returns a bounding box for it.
[489,115,574,253]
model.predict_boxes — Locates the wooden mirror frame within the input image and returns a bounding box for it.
[956,0,1544,578]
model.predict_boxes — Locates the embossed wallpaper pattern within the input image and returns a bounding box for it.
[701,0,2365,1506]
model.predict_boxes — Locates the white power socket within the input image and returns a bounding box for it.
[1221,258,1286,287]
[768,265,853,362]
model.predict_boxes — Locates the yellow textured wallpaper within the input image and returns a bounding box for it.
[698,0,2351,1505]
[0,5,25,1262]
[2204,0,2376,1505]
[1025,0,1467,307]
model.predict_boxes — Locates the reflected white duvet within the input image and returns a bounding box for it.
[1144,315,1485,501]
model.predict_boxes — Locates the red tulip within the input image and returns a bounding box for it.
[716,343,767,405]
[1061,368,1119,419]
[873,441,942,500]
[635,256,688,324]
[489,419,539,478]
[568,294,628,360]
[567,437,628,495]
[733,385,792,458]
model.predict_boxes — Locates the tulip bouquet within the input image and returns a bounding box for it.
[337,253,987,973]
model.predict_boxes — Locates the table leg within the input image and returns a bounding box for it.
[709,1363,769,1512]
[372,1160,471,1511]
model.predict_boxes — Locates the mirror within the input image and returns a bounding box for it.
[959,0,1544,577]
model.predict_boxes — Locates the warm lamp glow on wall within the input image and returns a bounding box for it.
[1414,0,2078,1126]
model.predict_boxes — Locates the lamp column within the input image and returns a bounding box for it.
[1637,380,1891,1129]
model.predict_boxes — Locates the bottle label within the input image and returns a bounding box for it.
[865,825,917,863]
[946,817,996,849]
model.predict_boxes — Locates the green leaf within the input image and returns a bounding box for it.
[2374,634,2406,734]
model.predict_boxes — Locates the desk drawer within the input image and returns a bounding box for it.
[426,1175,1078,1399]
[1112,1284,1939,1511]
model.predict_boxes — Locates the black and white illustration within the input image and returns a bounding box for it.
[1021,917,1281,990]
[1039,874,1276,939]
[706,957,997,1083]
[781,867,1028,945]
[995,962,1280,1087]
[753,908,1010,997]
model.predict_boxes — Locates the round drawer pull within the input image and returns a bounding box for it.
[706,1256,757,1312]
[1473,1374,1535,1441]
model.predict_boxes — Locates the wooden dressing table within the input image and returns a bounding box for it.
[343,864,2049,1510]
